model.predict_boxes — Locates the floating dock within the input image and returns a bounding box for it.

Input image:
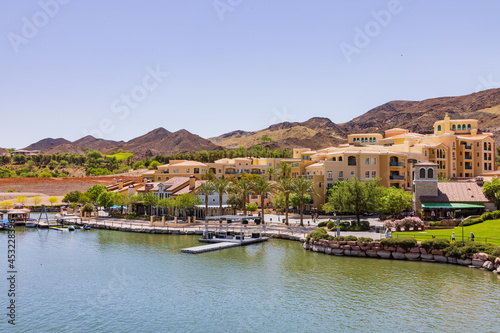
[181,237,269,254]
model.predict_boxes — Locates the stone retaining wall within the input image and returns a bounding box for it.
[303,239,500,274]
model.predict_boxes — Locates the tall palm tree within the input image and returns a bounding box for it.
[197,181,215,219]
[251,178,276,225]
[213,179,230,217]
[265,167,277,181]
[278,162,292,180]
[293,177,316,227]
[275,177,294,225]
[235,179,252,216]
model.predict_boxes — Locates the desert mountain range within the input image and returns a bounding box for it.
[13,88,500,159]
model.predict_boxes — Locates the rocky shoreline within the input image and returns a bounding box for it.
[303,238,500,274]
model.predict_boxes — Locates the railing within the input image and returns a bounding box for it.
[225,170,237,175]
[390,175,405,180]
[347,162,356,166]
[390,162,405,167]
[464,156,472,160]
[465,166,472,170]
[298,175,313,179]
[464,145,472,150]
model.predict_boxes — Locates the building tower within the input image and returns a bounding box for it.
[412,162,438,214]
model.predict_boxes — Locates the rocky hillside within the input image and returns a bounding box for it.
[342,88,500,144]
[209,117,346,149]
[23,138,70,151]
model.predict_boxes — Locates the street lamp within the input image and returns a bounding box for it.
[461,217,464,246]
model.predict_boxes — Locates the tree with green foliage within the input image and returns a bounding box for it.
[63,191,82,203]
[157,197,175,216]
[144,193,158,215]
[15,196,27,205]
[87,150,103,159]
[175,193,202,217]
[323,178,383,223]
[246,202,258,212]
[133,161,145,169]
[292,177,316,227]
[82,203,95,214]
[483,178,500,209]
[251,178,276,224]
[78,192,91,204]
[275,177,294,225]
[381,187,413,219]
[32,196,42,206]
[234,179,252,216]
[97,191,115,210]
[86,184,106,202]
[149,161,161,170]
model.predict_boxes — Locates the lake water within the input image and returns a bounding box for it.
[1,227,500,332]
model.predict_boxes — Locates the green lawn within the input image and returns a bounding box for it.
[105,153,133,161]
[394,219,500,246]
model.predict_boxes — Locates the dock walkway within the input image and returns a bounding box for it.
[181,242,239,254]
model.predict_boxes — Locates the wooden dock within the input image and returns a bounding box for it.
[181,237,269,254]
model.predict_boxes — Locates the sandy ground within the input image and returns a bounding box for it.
[0,176,141,203]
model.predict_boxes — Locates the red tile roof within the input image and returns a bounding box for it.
[420,181,492,203]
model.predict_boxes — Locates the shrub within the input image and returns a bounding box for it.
[383,220,393,229]
[428,221,442,227]
[7,188,15,192]
[317,221,329,227]
[462,218,483,227]
[326,221,335,229]
[480,212,494,222]
[444,241,500,260]
[306,228,333,242]
[82,203,95,214]
[344,235,358,242]
[246,203,258,212]
[421,238,450,251]
[357,237,373,243]
[493,210,500,219]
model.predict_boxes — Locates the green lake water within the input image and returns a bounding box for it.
[1,227,499,332]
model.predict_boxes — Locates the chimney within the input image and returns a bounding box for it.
[145,183,154,193]
[189,175,196,190]
[118,179,123,189]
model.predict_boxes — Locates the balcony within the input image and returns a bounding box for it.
[464,156,472,160]
[389,162,405,167]
[389,175,405,180]
[347,162,356,166]
[225,170,237,175]
[465,166,472,170]
[464,145,472,150]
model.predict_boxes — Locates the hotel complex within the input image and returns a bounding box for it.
[134,114,496,211]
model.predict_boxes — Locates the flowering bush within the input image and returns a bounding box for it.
[383,220,393,229]
[393,217,424,228]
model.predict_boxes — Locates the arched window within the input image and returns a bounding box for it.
[419,168,426,179]
[437,125,442,131]
[428,168,434,179]
[338,156,343,162]
[462,124,466,130]
[348,156,356,166]
[457,124,461,130]
[332,157,336,161]
[467,124,471,130]
[452,124,456,130]
[361,138,365,143]
[484,142,488,150]
[372,137,376,142]
[369,137,372,142]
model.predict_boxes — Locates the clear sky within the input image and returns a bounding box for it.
[1,0,500,149]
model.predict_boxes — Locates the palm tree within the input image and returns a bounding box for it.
[293,177,316,227]
[251,178,276,225]
[265,167,276,181]
[213,179,230,217]
[275,177,294,225]
[235,179,252,216]
[197,181,215,219]
[278,162,292,180]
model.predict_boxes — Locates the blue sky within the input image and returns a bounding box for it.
[1,0,500,149]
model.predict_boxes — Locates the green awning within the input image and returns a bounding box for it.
[421,202,485,209]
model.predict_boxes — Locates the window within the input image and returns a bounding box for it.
[365,158,370,165]
[452,124,456,130]
[452,152,455,158]
[186,168,190,173]
[348,156,356,166]
[462,124,466,130]
[452,142,455,149]
[350,171,355,176]
[425,151,428,157]
[371,171,376,178]
[332,157,336,161]
[428,169,434,179]
[327,171,332,178]
[157,177,161,181]
[338,171,344,178]
[419,168,426,179]
[437,125,442,131]
[457,124,461,130]
[194,168,199,174]
[365,171,370,179]
[338,157,343,162]
[373,158,377,165]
